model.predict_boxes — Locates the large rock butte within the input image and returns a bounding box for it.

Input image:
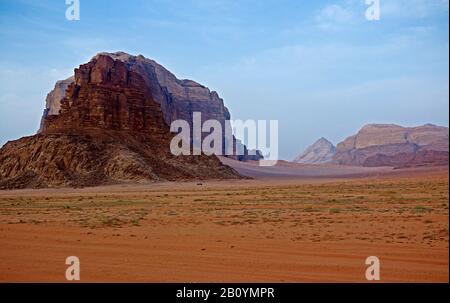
[39,51,262,161]
[332,123,449,167]
[0,54,242,189]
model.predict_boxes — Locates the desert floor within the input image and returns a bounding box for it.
[0,163,448,282]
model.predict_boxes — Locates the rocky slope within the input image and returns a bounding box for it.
[0,54,241,189]
[332,124,449,167]
[39,51,261,161]
[293,137,336,164]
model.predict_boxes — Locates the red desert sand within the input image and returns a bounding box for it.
[0,160,448,282]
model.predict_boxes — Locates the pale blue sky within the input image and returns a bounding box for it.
[0,0,448,159]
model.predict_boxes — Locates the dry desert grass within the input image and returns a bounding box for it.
[0,171,448,282]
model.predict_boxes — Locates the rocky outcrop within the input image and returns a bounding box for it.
[39,51,262,161]
[293,137,336,164]
[332,124,449,167]
[0,54,241,189]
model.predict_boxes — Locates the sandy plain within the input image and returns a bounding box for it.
[0,160,448,282]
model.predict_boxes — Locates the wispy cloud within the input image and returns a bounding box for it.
[315,3,356,31]
[313,0,449,31]
[382,0,449,19]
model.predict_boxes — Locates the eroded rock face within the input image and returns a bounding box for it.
[41,55,167,134]
[293,137,336,164]
[0,55,241,189]
[332,124,449,167]
[39,51,262,161]
[105,52,231,128]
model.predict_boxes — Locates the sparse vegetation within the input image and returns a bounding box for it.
[0,173,447,247]
[329,208,341,214]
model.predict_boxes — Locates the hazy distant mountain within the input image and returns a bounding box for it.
[38,77,73,132]
[332,123,449,167]
[294,137,336,164]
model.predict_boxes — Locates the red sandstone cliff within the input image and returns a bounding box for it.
[0,55,241,189]
[40,51,262,161]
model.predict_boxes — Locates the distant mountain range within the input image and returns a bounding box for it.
[294,123,449,167]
